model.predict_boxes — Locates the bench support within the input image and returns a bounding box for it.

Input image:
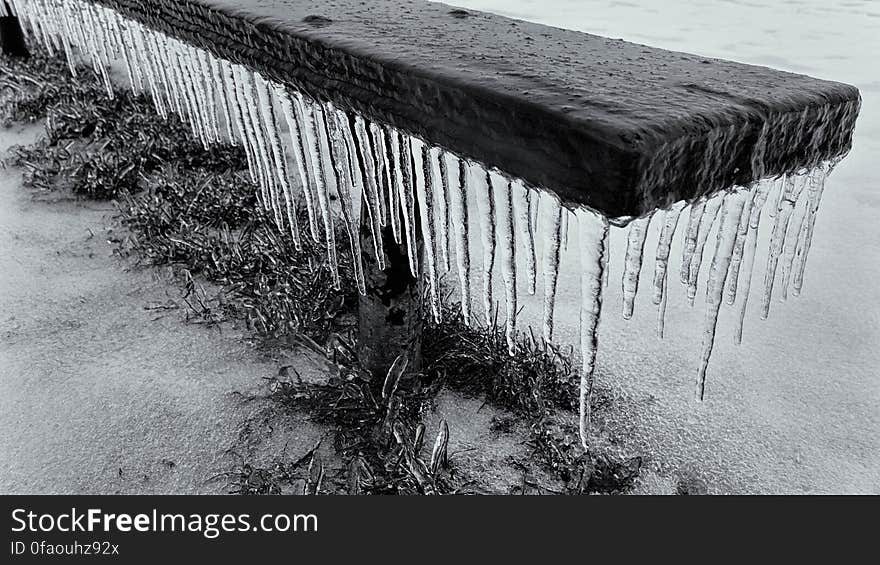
[0,3,28,58]
[357,222,423,381]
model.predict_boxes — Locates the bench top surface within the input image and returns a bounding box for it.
[95,0,861,217]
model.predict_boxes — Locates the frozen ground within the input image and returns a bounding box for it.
[445,0,879,493]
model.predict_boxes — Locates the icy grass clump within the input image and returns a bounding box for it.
[7,0,840,450]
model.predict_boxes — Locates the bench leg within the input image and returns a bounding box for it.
[1,2,28,58]
[357,222,423,380]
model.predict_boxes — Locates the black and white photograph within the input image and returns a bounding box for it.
[0,0,875,536]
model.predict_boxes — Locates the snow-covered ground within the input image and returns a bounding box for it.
[444,0,879,493]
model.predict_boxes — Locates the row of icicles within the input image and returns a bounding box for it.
[6,0,837,449]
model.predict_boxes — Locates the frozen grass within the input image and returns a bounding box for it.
[2,47,647,495]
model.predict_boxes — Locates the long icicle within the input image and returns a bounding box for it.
[447,154,472,323]
[412,138,442,321]
[695,190,748,400]
[577,209,608,450]
[686,196,722,305]
[540,193,564,342]
[430,147,451,274]
[725,185,759,306]
[390,129,419,277]
[255,73,301,249]
[274,85,320,243]
[220,59,256,181]
[471,162,496,326]
[302,98,340,289]
[353,115,386,270]
[778,179,811,300]
[326,105,367,295]
[211,55,235,144]
[734,178,775,344]
[680,199,706,284]
[511,179,537,295]
[792,163,831,295]
[492,173,517,354]
[652,202,686,337]
[761,173,806,319]
[622,214,652,319]
[372,124,398,240]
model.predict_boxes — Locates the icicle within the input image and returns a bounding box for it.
[576,209,608,450]
[725,184,761,306]
[81,4,113,98]
[371,123,397,239]
[207,56,235,143]
[652,202,685,337]
[54,0,78,77]
[778,183,811,301]
[540,193,564,341]
[274,85,320,243]
[680,200,706,284]
[446,154,472,322]
[511,179,537,295]
[196,50,221,142]
[352,115,386,270]
[491,172,517,354]
[471,162,496,326]
[176,42,206,145]
[411,139,442,320]
[255,73,302,249]
[792,164,830,295]
[221,60,256,181]
[622,214,652,319]
[602,227,610,288]
[147,31,175,117]
[734,178,775,344]
[761,173,807,319]
[158,34,186,120]
[186,47,214,142]
[429,147,451,274]
[695,190,748,400]
[234,65,273,210]
[686,196,722,305]
[326,105,367,295]
[560,207,570,252]
[304,100,341,289]
[132,24,167,119]
[390,129,419,277]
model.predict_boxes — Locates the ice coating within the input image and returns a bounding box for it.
[16,0,846,447]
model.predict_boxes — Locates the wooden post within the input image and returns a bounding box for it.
[0,2,29,58]
[357,221,423,380]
